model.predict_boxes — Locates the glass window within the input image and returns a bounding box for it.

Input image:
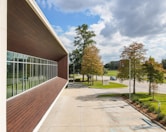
[7,62,13,98]
[7,51,14,61]
[7,51,58,98]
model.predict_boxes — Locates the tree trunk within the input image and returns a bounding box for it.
[92,75,94,85]
[87,75,89,84]
[133,59,136,94]
[149,82,152,95]
[133,77,136,94]
[82,74,84,82]
[153,88,154,101]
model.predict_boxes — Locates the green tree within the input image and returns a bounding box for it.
[81,45,103,84]
[143,57,165,95]
[69,49,81,74]
[118,42,146,94]
[162,59,166,69]
[70,24,96,81]
[74,24,96,52]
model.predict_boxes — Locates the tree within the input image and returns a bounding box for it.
[143,57,165,95]
[74,24,96,52]
[70,24,96,80]
[81,45,103,84]
[162,59,166,69]
[117,42,146,94]
[69,49,81,74]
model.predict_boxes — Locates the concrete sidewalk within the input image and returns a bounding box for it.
[39,83,165,132]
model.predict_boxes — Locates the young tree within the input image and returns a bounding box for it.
[118,42,146,94]
[69,49,81,74]
[143,57,165,95]
[70,24,96,81]
[81,45,103,84]
[162,59,166,69]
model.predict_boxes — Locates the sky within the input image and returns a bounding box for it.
[36,0,166,64]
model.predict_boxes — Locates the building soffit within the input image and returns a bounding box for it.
[7,0,68,61]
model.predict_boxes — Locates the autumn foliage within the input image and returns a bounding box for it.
[81,45,103,82]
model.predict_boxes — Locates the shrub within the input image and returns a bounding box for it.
[135,101,140,105]
[162,116,166,125]
[75,78,81,82]
[153,108,161,114]
[157,113,165,121]
[132,96,139,102]
[140,102,144,107]
[138,100,142,103]
[148,106,155,113]
[149,98,153,101]
[142,103,150,109]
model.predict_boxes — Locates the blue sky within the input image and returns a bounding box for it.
[38,5,100,31]
[36,0,166,64]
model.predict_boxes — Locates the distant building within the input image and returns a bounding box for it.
[0,0,68,131]
[104,61,120,70]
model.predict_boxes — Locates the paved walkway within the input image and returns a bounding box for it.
[39,83,166,132]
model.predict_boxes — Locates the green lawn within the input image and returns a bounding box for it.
[84,80,127,89]
[104,70,166,83]
[104,70,118,76]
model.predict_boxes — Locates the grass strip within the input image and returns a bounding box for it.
[83,81,127,89]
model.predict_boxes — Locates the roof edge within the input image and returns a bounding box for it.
[25,0,68,54]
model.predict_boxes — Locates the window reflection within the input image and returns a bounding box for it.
[7,51,58,98]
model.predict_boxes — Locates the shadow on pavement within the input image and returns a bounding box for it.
[67,82,87,88]
[76,92,123,102]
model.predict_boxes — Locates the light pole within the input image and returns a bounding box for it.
[73,63,75,83]
[128,58,131,100]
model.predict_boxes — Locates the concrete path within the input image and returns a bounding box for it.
[39,83,166,132]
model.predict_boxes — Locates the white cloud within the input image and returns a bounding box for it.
[56,26,76,52]
[89,3,114,23]
[38,0,166,64]
[37,0,106,12]
[109,0,166,37]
